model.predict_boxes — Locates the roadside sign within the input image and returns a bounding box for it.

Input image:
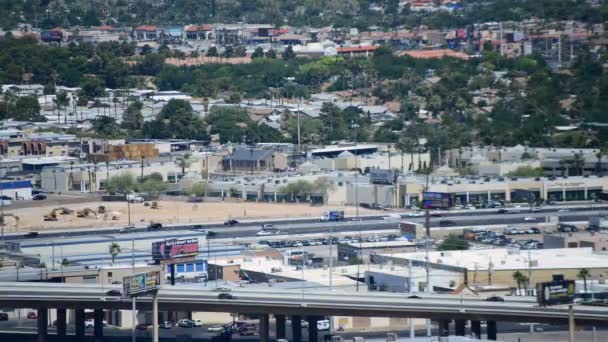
[152,238,199,261]
[536,279,575,306]
[422,192,451,209]
[123,271,161,297]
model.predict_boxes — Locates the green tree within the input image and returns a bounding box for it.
[13,95,43,121]
[512,270,528,296]
[176,153,191,176]
[187,182,208,197]
[437,234,469,251]
[122,101,144,130]
[137,178,167,195]
[79,77,106,98]
[282,45,296,60]
[206,46,218,57]
[106,173,137,194]
[265,49,277,59]
[251,47,265,59]
[143,99,208,140]
[108,242,121,264]
[280,180,314,201]
[578,268,590,294]
[506,166,545,178]
[93,115,122,138]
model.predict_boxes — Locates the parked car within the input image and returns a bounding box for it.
[177,319,194,328]
[85,319,107,328]
[224,219,239,226]
[0,313,8,321]
[32,194,47,201]
[208,325,224,333]
[136,323,150,330]
[192,319,203,327]
[23,232,39,238]
[317,320,330,331]
[27,312,37,319]
[160,321,172,329]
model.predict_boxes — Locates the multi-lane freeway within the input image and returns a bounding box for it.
[0,283,607,325]
[8,205,608,243]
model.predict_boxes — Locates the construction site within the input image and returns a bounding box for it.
[0,200,372,233]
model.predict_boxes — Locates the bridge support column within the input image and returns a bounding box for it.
[438,320,450,337]
[56,308,67,336]
[307,316,319,342]
[487,321,497,341]
[75,308,85,337]
[276,314,286,339]
[94,309,104,341]
[471,320,481,339]
[455,320,466,336]
[292,315,302,342]
[37,307,48,342]
[260,314,270,342]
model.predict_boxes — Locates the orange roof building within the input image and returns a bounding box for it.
[398,49,470,60]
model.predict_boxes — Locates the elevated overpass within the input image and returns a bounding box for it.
[0,283,606,341]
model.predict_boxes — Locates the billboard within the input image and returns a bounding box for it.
[123,271,161,297]
[369,168,398,185]
[152,238,199,261]
[536,279,575,306]
[422,192,451,209]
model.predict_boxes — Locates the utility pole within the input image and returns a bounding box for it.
[568,304,575,342]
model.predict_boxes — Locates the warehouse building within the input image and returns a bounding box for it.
[376,248,608,290]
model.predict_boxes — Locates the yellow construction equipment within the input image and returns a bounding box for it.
[76,208,97,218]
[0,214,19,226]
[43,207,75,221]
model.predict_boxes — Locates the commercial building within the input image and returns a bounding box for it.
[377,248,608,289]
[222,148,288,172]
[364,265,461,293]
[40,159,200,192]
[0,180,32,200]
[337,240,417,263]
[544,231,608,252]
[88,142,160,163]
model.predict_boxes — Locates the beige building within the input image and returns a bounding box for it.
[379,248,608,290]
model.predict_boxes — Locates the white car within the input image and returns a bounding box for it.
[405,211,424,217]
[84,319,107,328]
[317,320,330,331]
[192,319,203,327]
[256,230,273,236]
[523,217,536,221]
[208,326,224,333]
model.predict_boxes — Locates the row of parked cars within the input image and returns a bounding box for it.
[259,234,400,249]
[465,229,543,249]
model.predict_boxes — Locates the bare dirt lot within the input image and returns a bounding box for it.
[4,200,375,233]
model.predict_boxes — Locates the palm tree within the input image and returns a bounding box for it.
[109,242,121,264]
[512,271,526,296]
[578,268,590,293]
[177,153,192,177]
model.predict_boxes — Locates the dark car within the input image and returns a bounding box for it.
[224,219,239,226]
[24,232,39,238]
[407,295,422,299]
[32,194,47,200]
[105,289,122,296]
[218,293,234,300]
[486,296,505,302]
[0,313,8,321]
[147,223,163,230]
[136,323,150,330]
[530,227,541,234]
[497,209,508,214]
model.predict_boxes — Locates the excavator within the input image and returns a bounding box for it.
[0,213,19,227]
[76,208,97,218]
[97,205,106,214]
[43,207,74,221]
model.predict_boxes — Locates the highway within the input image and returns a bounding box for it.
[14,208,608,248]
[0,283,606,325]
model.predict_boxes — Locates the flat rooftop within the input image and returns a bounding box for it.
[385,247,608,271]
[343,240,416,249]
